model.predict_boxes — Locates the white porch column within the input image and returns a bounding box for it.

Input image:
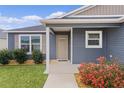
[70,27,73,64]
[46,27,50,74]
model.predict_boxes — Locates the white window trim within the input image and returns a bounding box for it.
[19,34,42,54]
[85,31,102,48]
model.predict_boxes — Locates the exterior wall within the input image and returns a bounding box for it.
[0,38,7,50]
[106,23,124,63]
[8,33,15,50]
[7,23,124,64]
[76,5,124,15]
[8,33,46,52]
[72,28,107,64]
[7,33,56,60]
[50,33,56,59]
[7,32,56,59]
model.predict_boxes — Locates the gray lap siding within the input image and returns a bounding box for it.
[8,24,124,64]
[50,33,56,59]
[106,23,124,63]
[72,28,107,64]
[8,33,15,50]
[72,24,124,64]
[8,32,68,60]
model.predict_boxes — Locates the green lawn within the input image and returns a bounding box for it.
[0,64,48,88]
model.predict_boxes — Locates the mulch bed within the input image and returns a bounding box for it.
[8,60,35,65]
[0,60,46,66]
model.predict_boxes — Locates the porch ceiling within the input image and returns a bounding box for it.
[51,27,71,31]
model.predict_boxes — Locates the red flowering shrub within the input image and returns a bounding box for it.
[96,56,106,65]
[78,57,124,88]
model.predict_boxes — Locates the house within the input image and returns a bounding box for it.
[0,29,7,50]
[5,5,124,73]
[42,5,124,73]
[5,25,46,55]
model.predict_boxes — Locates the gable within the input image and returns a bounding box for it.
[60,5,124,18]
[58,5,96,18]
[75,5,124,16]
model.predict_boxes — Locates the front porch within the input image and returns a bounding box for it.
[45,27,73,73]
[49,60,79,74]
[45,24,121,73]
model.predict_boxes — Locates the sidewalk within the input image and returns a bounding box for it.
[43,74,78,88]
[43,62,79,88]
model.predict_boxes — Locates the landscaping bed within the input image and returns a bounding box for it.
[75,56,124,88]
[75,73,90,88]
[120,64,124,71]
[0,64,47,88]
[0,49,44,65]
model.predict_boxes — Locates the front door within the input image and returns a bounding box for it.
[56,35,68,60]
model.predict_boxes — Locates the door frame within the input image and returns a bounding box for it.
[56,35,69,61]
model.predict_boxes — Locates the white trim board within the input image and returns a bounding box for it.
[42,18,123,24]
[46,27,50,74]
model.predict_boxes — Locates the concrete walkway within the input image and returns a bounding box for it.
[43,62,79,88]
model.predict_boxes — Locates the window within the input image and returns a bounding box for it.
[85,31,102,48]
[19,34,42,54]
[31,36,40,52]
[20,36,30,52]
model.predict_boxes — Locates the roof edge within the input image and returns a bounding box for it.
[42,17,124,24]
[4,30,46,33]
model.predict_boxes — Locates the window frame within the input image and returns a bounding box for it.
[19,34,42,54]
[85,31,102,48]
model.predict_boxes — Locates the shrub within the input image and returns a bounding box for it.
[96,56,106,65]
[105,61,112,65]
[78,56,124,88]
[13,49,28,64]
[0,49,11,65]
[8,50,14,60]
[79,63,124,88]
[119,64,124,71]
[32,50,44,64]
